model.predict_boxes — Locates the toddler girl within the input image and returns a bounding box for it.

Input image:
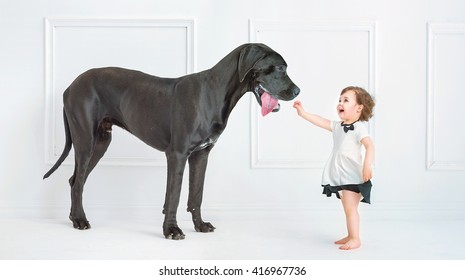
[294,86,375,250]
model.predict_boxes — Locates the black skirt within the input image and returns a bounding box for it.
[322,180,372,204]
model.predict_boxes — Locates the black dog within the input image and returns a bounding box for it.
[43,43,300,239]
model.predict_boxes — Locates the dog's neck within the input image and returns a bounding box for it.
[205,50,251,125]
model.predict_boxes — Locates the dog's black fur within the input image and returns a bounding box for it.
[43,43,300,239]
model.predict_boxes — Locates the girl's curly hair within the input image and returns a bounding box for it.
[341,86,375,121]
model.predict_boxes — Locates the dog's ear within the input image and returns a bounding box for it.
[238,44,267,82]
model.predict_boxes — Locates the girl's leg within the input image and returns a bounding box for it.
[338,190,362,250]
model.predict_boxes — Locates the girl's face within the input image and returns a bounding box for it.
[337,90,363,123]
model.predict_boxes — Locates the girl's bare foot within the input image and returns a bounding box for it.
[338,238,361,250]
[334,236,350,244]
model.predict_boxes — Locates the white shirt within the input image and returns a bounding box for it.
[321,121,370,186]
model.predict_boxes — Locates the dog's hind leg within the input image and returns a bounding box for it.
[85,119,113,176]
[68,141,93,230]
[68,119,112,186]
[187,146,216,233]
[67,114,113,230]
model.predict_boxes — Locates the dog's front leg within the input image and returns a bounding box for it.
[162,152,187,240]
[187,146,216,233]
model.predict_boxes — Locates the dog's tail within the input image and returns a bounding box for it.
[43,109,72,179]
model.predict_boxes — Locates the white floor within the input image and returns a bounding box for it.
[0,206,464,260]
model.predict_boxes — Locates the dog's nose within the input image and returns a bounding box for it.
[292,86,300,97]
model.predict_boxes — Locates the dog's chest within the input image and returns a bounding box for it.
[193,122,224,152]
[196,137,218,151]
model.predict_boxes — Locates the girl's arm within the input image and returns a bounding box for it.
[293,101,332,131]
[361,136,375,182]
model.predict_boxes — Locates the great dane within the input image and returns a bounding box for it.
[43,43,300,239]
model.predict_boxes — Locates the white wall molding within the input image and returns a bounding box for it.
[249,20,376,169]
[427,22,465,170]
[44,17,195,166]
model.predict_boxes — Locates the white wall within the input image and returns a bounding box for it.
[0,0,464,219]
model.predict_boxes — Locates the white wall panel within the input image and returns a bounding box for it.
[427,23,465,170]
[250,20,375,168]
[44,18,195,166]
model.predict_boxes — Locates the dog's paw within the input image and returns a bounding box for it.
[69,215,91,230]
[164,226,185,240]
[195,221,216,233]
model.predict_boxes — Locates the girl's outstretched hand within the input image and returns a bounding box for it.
[293,100,304,115]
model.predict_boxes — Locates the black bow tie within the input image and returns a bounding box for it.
[341,122,355,133]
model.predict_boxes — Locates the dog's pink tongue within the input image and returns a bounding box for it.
[261,92,279,116]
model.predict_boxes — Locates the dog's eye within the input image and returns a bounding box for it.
[275,65,286,72]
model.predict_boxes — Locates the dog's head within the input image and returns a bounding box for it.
[238,44,300,116]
